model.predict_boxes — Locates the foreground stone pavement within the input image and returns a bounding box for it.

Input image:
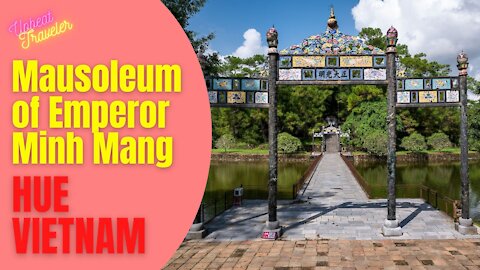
[164,239,480,269]
[205,153,479,241]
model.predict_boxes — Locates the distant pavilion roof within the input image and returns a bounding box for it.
[279,7,385,55]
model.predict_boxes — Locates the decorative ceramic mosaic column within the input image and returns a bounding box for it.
[263,26,281,239]
[456,52,476,234]
[382,26,402,236]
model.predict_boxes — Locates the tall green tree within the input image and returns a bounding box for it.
[162,0,210,50]
[469,101,480,151]
[163,0,221,76]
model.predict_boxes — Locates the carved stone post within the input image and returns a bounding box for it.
[382,26,402,236]
[263,26,281,239]
[456,51,476,234]
[186,204,206,239]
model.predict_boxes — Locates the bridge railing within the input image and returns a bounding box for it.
[201,190,235,224]
[340,154,372,198]
[292,154,323,199]
[420,185,460,219]
[341,154,461,219]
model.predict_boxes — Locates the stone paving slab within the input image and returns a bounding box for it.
[203,153,480,241]
[164,239,480,269]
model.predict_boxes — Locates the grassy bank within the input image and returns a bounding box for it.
[211,148,269,155]
[353,148,478,156]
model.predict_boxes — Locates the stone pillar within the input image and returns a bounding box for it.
[382,26,402,236]
[456,51,477,234]
[263,26,281,239]
[186,204,206,240]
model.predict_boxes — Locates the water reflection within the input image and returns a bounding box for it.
[204,161,309,203]
[355,160,480,221]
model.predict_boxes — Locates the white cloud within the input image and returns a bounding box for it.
[232,29,268,58]
[352,0,480,80]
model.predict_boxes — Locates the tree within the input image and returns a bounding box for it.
[343,100,403,149]
[400,53,450,77]
[427,132,452,150]
[469,101,480,152]
[359,27,385,51]
[468,76,480,95]
[346,85,384,111]
[162,0,208,49]
[400,133,427,152]
[219,55,268,77]
[215,134,235,152]
[163,0,221,76]
[363,130,388,156]
[278,132,302,154]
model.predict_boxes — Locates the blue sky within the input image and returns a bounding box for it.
[189,0,361,55]
[188,0,480,96]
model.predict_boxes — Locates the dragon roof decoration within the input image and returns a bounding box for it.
[280,7,385,56]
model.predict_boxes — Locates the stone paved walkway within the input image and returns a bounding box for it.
[164,239,480,269]
[204,153,479,241]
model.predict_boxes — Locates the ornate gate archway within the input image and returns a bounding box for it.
[203,7,474,239]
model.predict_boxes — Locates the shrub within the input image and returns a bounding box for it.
[362,130,388,156]
[427,132,452,150]
[215,134,235,152]
[401,133,427,152]
[234,142,250,149]
[256,143,269,150]
[278,132,302,154]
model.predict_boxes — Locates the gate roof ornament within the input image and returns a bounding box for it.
[386,26,398,53]
[327,6,338,31]
[280,7,384,55]
[457,51,469,76]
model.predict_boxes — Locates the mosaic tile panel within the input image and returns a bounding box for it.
[446,90,460,102]
[279,56,292,68]
[247,92,255,103]
[404,79,423,90]
[340,56,373,68]
[232,79,241,90]
[279,69,302,80]
[396,77,460,106]
[452,78,459,89]
[218,92,227,103]
[302,69,316,80]
[432,78,451,90]
[373,56,387,67]
[207,77,268,107]
[255,92,268,104]
[292,56,325,68]
[261,80,269,91]
[419,91,438,103]
[424,79,432,90]
[317,69,350,80]
[326,56,339,67]
[241,79,261,91]
[213,78,232,90]
[438,91,446,102]
[208,91,217,103]
[364,69,386,80]
[397,92,410,104]
[350,69,363,80]
[227,91,246,104]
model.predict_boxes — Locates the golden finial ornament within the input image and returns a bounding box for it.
[327,6,338,30]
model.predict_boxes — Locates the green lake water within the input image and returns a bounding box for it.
[354,160,480,221]
[203,161,309,203]
[203,159,480,221]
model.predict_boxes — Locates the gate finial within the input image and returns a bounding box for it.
[327,6,338,31]
[457,51,469,76]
